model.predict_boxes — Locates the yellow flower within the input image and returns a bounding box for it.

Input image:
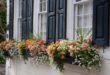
[17,41,26,51]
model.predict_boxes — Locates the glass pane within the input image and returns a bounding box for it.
[84,3,90,14]
[42,2,46,11]
[77,16,83,28]
[40,3,42,12]
[89,15,92,28]
[19,0,22,17]
[42,14,47,40]
[40,0,47,12]
[40,0,43,2]
[42,14,46,31]
[83,15,89,28]
[77,4,83,15]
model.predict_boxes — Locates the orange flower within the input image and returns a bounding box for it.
[0,40,15,51]
[29,45,36,51]
[47,45,53,56]
[26,39,35,46]
[28,45,38,55]
[5,43,13,51]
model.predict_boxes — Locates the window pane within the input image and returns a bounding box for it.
[40,0,47,12]
[83,15,89,28]
[89,15,92,28]
[40,0,43,2]
[77,4,83,15]
[40,3,42,12]
[39,14,47,40]
[84,3,90,14]
[77,16,82,28]
[42,2,46,11]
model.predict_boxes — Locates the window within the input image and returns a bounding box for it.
[74,0,93,39]
[38,0,47,40]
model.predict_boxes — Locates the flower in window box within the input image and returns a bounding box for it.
[86,36,92,44]
[47,40,69,71]
[17,41,29,60]
[26,39,36,48]
[68,38,101,70]
[0,40,16,58]
[81,43,89,51]
[37,40,45,46]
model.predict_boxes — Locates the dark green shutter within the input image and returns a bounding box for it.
[56,0,67,40]
[47,0,56,43]
[9,0,14,39]
[27,0,33,38]
[21,0,33,39]
[93,0,109,46]
[22,0,27,39]
[47,0,67,43]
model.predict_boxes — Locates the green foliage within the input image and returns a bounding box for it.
[0,56,5,64]
[74,49,101,70]
[0,0,6,28]
[0,0,6,64]
[0,53,6,64]
[0,35,5,42]
[77,27,92,43]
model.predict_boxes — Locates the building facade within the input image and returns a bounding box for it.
[6,0,110,75]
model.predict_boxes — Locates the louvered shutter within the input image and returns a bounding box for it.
[21,0,27,39]
[27,0,33,38]
[93,0,109,46]
[56,0,67,40]
[47,0,56,43]
[9,0,14,39]
[47,0,67,43]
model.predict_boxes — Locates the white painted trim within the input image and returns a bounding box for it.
[66,0,74,40]
[6,0,9,40]
[33,0,40,36]
[74,0,92,4]
[13,0,20,40]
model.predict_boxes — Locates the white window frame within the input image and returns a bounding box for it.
[74,0,93,39]
[17,0,22,40]
[38,0,47,40]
